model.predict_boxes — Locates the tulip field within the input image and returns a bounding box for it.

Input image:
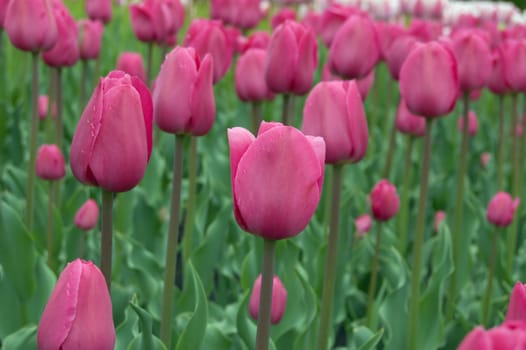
[2,0,526,349]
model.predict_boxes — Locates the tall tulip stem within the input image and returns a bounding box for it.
[55,68,63,150]
[25,52,40,230]
[101,190,114,289]
[160,134,185,347]
[80,60,88,110]
[255,239,277,350]
[496,95,506,190]
[407,119,434,350]
[383,102,398,179]
[366,222,383,327]
[397,136,415,254]
[317,164,344,350]
[447,92,470,320]
[251,102,263,134]
[182,136,198,262]
[506,94,520,273]
[281,94,294,125]
[482,229,498,325]
[46,181,55,268]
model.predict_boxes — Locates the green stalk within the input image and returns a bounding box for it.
[80,59,88,110]
[481,229,498,325]
[101,190,114,289]
[55,68,63,150]
[46,69,57,142]
[366,222,383,327]
[255,239,277,350]
[317,164,344,350]
[506,94,520,273]
[160,135,185,347]
[407,119,434,350]
[25,52,40,230]
[182,136,198,262]
[496,95,506,190]
[281,94,294,125]
[46,181,54,268]
[251,102,263,134]
[446,92,470,320]
[383,99,399,179]
[397,136,415,254]
[146,42,154,86]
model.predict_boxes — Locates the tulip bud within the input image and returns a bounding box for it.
[5,0,58,52]
[265,20,318,95]
[486,191,520,227]
[395,99,426,137]
[70,71,153,193]
[228,122,325,240]
[399,41,459,118]
[36,144,66,181]
[271,7,296,29]
[75,199,100,231]
[153,46,215,136]
[42,5,80,67]
[319,4,361,48]
[235,48,274,102]
[385,34,419,81]
[184,19,233,84]
[480,152,491,168]
[370,179,399,221]
[506,282,526,322]
[458,326,492,350]
[355,214,372,238]
[240,31,271,53]
[407,18,442,42]
[457,110,479,136]
[116,52,147,83]
[249,274,287,324]
[458,322,526,350]
[130,0,181,44]
[78,19,104,60]
[302,80,368,164]
[86,0,112,24]
[502,39,526,92]
[329,14,380,80]
[451,30,492,92]
[37,259,115,350]
[375,22,406,61]
[38,95,57,120]
[211,0,263,30]
[488,48,509,95]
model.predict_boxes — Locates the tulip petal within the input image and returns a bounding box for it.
[345,81,369,162]
[458,327,491,350]
[293,30,317,95]
[257,121,283,136]
[189,54,215,136]
[131,75,153,159]
[305,135,325,189]
[265,24,297,93]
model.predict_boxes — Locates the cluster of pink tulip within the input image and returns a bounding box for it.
[1,0,526,348]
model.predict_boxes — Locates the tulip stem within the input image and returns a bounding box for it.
[160,134,185,347]
[496,95,506,190]
[251,102,263,134]
[397,136,414,254]
[366,222,383,327]
[101,190,114,289]
[482,229,498,325]
[146,43,154,86]
[25,52,40,231]
[317,164,344,350]
[55,68,63,151]
[407,118,434,350]
[383,103,399,179]
[46,181,55,269]
[255,239,277,350]
[80,60,88,110]
[182,136,198,262]
[506,93,520,274]
[281,94,294,125]
[446,92,470,321]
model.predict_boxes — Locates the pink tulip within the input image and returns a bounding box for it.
[507,282,526,322]
[228,121,325,240]
[153,46,215,136]
[486,192,520,227]
[42,5,79,67]
[399,41,459,118]
[211,0,264,30]
[407,18,442,42]
[301,10,321,34]
[249,275,287,324]
[130,0,179,44]
[395,99,426,137]
[75,199,99,231]
[355,214,372,238]
[271,7,296,29]
[37,259,115,350]
[319,4,361,48]
[502,39,526,92]
[374,22,406,61]
[183,19,233,84]
[459,322,526,350]
[116,52,147,83]
[78,19,104,60]
[488,48,510,95]
[480,152,491,169]
[38,95,57,120]
[4,0,57,52]
[86,0,112,24]
[433,211,446,232]
[265,20,317,95]
[458,326,492,350]
[321,63,374,101]
[70,71,153,193]
[370,179,399,221]
[36,144,65,181]
[451,30,492,92]
[302,80,368,164]
[385,34,419,81]
[328,14,380,80]
[240,31,271,53]
[235,48,274,102]
[457,110,479,136]
[0,0,8,28]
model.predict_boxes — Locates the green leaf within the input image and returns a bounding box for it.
[352,327,384,350]
[127,297,166,350]
[2,325,37,350]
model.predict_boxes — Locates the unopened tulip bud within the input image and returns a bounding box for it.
[38,95,57,120]
[451,30,492,92]
[74,199,100,231]
[249,274,287,324]
[38,259,115,350]
[395,99,426,137]
[86,0,112,24]
[433,211,446,232]
[235,48,275,102]
[480,152,491,168]
[370,179,399,221]
[355,214,372,238]
[506,282,526,322]
[42,6,80,67]
[502,39,526,92]
[36,144,66,181]
[271,7,296,29]
[78,19,104,60]
[386,34,419,81]
[116,52,147,83]
[486,192,520,227]
[458,110,479,136]
[319,4,362,48]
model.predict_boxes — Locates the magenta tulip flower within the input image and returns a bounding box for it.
[328,14,380,80]
[42,5,80,67]
[451,30,492,92]
[38,95,57,120]
[78,19,104,60]
[457,110,478,136]
[319,4,361,48]
[486,192,520,227]
[370,179,400,221]
[70,71,153,193]
[249,274,287,324]
[302,80,368,164]
[228,121,325,240]
[86,0,112,24]
[75,199,100,231]
[240,31,271,53]
[395,99,426,137]
[506,282,526,322]
[355,214,372,237]
[270,7,296,29]
[385,34,419,81]
[265,20,317,95]
[116,52,147,83]
[488,48,510,95]
[235,48,274,102]
[458,322,526,350]
[502,39,526,92]
[130,0,180,44]
[4,0,58,52]
[211,0,264,30]
[399,41,459,118]
[36,144,66,181]
[374,21,406,61]
[37,259,115,350]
